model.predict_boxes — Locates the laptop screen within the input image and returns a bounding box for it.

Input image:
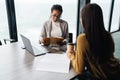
[20,34,34,54]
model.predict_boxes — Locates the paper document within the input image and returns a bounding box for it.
[34,52,70,73]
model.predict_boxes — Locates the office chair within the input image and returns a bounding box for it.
[3,38,15,44]
[0,40,2,45]
[0,39,15,45]
[68,33,73,43]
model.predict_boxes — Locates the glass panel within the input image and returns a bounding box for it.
[111,0,120,32]
[0,0,9,43]
[91,0,112,31]
[15,0,77,43]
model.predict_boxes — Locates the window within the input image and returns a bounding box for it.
[15,0,77,43]
[111,0,120,32]
[0,0,9,42]
[91,0,112,31]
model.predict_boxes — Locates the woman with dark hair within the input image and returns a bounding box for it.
[39,4,69,47]
[66,3,120,79]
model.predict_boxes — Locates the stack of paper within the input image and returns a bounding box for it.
[34,52,70,73]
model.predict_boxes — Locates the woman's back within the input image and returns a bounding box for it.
[81,3,120,79]
[67,3,120,80]
[76,33,120,79]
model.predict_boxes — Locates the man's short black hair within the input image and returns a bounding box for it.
[51,4,63,14]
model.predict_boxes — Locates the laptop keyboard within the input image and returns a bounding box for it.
[32,45,50,53]
[32,46,41,54]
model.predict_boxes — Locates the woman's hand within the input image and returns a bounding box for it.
[66,50,75,60]
[40,38,45,44]
[40,38,49,46]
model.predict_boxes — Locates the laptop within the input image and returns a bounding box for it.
[20,34,51,56]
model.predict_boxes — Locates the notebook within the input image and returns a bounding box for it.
[34,52,70,73]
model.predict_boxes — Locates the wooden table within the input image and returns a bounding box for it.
[0,42,76,80]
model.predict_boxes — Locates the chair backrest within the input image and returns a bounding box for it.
[0,40,2,45]
[68,33,73,43]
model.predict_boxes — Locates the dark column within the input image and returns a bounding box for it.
[6,0,18,42]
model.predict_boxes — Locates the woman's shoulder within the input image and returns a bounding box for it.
[59,19,68,24]
[78,34,86,39]
[44,20,51,25]
[77,34,89,49]
[43,20,52,29]
[77,34,88,43]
